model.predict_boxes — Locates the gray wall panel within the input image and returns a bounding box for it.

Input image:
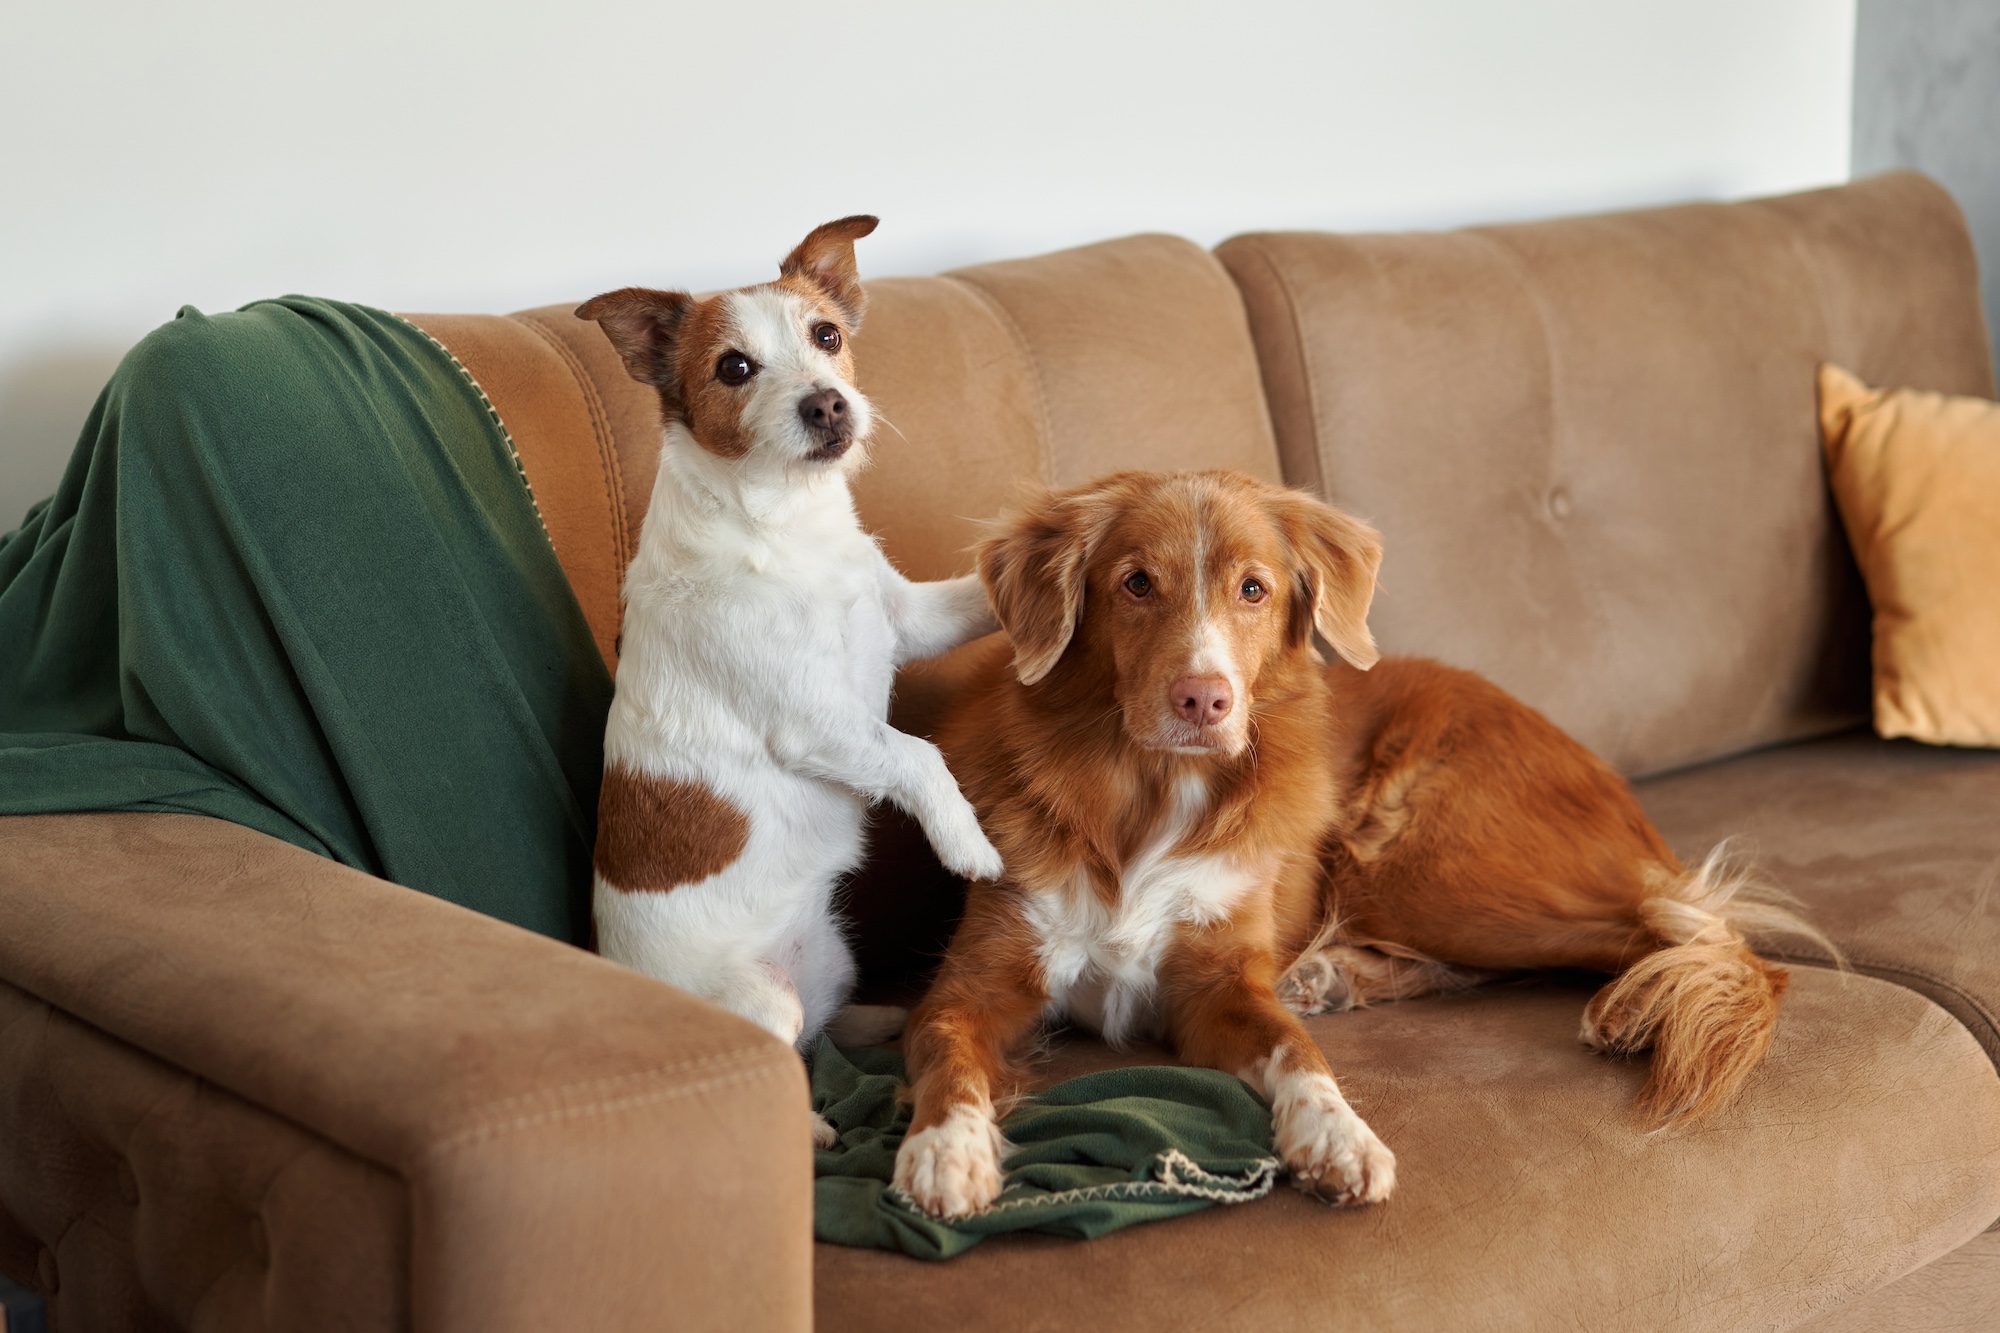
[1854,0,2000,390]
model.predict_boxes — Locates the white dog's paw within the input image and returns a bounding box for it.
[718,961,806,1047]
[811,1112,841,1150]
[892,1103,1006,1219]
[1273,1074,1396,1206]
[926,803,1004,882]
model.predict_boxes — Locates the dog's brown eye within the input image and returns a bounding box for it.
[716,351,755,385]
[1241,577,1267,603]
[813,322,842,353]
[1124,570,1152,598]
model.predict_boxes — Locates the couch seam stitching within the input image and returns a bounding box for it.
[435,1044,781,1126]
[1746,199,1841,364]
[511,311,633,568]
[1460,225,1637,763]
[942,274,1057,488]
[423,1058,792,1160]
[388,314,554,543]
[1778,952,2000,1055]
[1240,239,1326,497]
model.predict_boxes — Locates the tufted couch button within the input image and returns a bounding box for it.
[248,1214,270,1266]
[37,1245,58,1293]
[117,1159,141,1206]
[1547,486,1574,520]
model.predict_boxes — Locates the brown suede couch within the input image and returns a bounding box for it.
[5,171,1999,1332]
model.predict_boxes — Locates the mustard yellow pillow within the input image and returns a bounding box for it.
[1817,363,2000,747]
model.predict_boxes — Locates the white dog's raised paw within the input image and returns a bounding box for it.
[811,1112,841,1151]
[892,1103,1006,1219]
[929,815,1004,883]
[1274,1077,1396,1206]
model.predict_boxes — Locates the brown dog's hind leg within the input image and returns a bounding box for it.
[1276,941,1496,1016]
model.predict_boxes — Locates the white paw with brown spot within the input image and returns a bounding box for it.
[892,1103,1006,1219]
[1273,1075,1395,1205]
[811,1112,840,1150]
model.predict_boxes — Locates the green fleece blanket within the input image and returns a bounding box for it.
[0,298,611,943]
[812,1039,1282,1260]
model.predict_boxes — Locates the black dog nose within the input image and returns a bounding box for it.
[798,389,849,433]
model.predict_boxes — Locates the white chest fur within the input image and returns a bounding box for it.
[1026,776,1264,1046]
[610,451,896,756]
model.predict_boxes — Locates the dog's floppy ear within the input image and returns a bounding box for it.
[780,215,878,328]
[977,485,1117,687]
[576,287,695,389]
[1271,488,1384,670]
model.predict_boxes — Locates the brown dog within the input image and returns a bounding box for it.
[891,469,1815,1219]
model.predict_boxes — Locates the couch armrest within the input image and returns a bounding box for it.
[0,812,811,1333]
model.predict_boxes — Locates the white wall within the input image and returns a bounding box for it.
[1,0,1856,524]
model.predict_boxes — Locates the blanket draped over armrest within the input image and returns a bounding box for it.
[811,1038,1282,1260]
[0,298,612,943]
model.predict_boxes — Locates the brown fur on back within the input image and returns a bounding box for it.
[1313,655,1794,1123]
[1318,658,1671,971]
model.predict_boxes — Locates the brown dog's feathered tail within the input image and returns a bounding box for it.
[1583,843,1838,1125]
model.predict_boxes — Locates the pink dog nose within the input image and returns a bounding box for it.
[1171,675,1234,726]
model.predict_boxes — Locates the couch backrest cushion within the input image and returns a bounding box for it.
[1216,172,1995,776]
[414,234,1282,669]
[846,233,1284,580]
[402,307,655,672]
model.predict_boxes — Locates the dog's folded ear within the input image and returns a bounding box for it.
[977,483,1120,687]
[575,287,695,389]
[1271,489,1384,670]
[780,216,879,328]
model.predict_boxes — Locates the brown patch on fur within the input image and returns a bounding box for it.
[664,296,756,459]
[594,764,748,892]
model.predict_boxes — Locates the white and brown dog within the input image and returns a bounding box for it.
[578,218,1003,1131]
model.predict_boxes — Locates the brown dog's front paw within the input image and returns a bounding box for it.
[892,1103,1006,1219]
[1273,1077,1396,1205]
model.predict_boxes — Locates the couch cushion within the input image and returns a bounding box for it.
[403,309,654,672]
[848,235,1285,582]
[1638,730,2000,1071]
[1216,172,1996,777]
[816,968,2000,1333]
[1791,1227,2000,1333]
[417,233,1284,671]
